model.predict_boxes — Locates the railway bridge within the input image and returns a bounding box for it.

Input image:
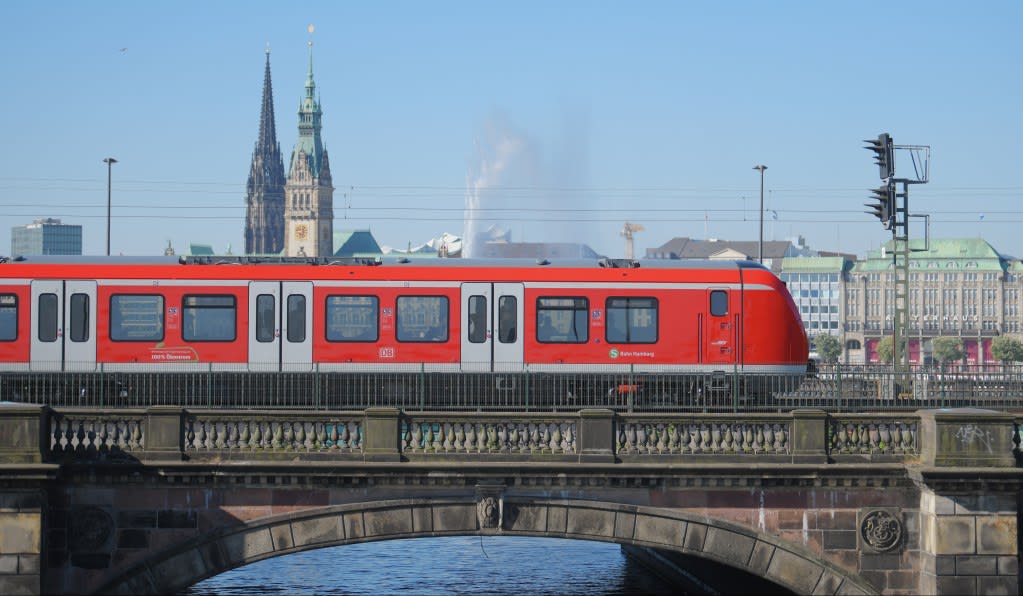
[0,405,1020,595]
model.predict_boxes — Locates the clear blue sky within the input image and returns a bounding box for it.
[1,1,1021,259]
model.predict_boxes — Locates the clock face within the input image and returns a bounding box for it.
[295,224,308,240]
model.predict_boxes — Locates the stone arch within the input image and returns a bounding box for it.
[98,498,876,595]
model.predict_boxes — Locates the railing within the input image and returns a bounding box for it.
[5,364,1023,412]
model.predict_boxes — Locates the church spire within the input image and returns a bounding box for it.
[257,45,279,156]
[244,46,286,255]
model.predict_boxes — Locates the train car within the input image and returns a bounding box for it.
[0,255,807,401]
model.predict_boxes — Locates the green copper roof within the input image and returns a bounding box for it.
[333,230,382,257]
[853,238,1006,272]
[290,40,327,179]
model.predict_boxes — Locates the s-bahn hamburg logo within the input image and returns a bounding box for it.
[609,348,656,359]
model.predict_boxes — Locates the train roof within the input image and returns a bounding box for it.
[1,254,769,271]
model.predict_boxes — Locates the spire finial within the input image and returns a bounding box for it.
[265,43,270,56]
[305,25,315,89]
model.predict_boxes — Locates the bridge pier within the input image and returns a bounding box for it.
[915,409,1019,594]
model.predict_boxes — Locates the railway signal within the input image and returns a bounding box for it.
[864,133,894,180]
[865,185,895,230]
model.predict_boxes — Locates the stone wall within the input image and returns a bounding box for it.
[0,490,43,596]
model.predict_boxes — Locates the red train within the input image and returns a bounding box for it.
[0,256,807,394]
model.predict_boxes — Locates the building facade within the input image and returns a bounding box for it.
[10,218,82,256]
[244,49,287,256]
[283,44,334,258]
[842,238,1011,367]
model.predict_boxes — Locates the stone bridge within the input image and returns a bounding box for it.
[0,406,1020,595]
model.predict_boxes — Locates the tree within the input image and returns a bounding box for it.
[991,335,1023,366]
[876,336,906,365]
[931,337,965,369]
[814,334,842,364]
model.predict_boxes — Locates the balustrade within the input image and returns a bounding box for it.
[49,413,145,457]
[401,417,577,454]
[616,420,790,455]
[184,416,362,453]
[829,419,918,454]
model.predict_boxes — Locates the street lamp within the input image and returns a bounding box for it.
[753,165,767,263]
[103,157,117,255]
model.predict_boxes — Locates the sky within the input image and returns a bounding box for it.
[1,1,1021,260]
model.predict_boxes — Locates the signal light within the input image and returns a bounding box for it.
[865,185,895,229]
[864,133,894,180]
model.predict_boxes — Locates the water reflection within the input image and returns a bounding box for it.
[183,536,675,595]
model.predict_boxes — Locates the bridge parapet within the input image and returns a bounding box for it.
[10,405,1016,465]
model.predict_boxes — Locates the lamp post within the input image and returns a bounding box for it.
[753,164,767,263]
[103,157,117,255]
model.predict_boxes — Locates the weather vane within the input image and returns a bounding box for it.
[308,24,315,48]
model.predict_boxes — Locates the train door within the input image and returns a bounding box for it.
[30,280,97,371]
[248,281,313,371]
[460,283,524,372]
[704,289,736,365]
[248,282,280,371]
[64,281,97,372]
[493,283,524,372]
[281,282,312,372]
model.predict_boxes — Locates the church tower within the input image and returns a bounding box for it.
[284,39,334,258]
[244,47,286,255]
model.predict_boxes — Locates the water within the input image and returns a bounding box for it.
[183,536,676,595]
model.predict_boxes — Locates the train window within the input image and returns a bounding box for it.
[182,295,236,342]
[0,294,16,341]
[498,296,517,343]
[396,296,449,343]
[287,295,306,343]
[606,297,658,344]
[110,295,164,342]
[256,294,275,343]
[536,297,588,343]
[37,293,58,342]
[710,291,728,317]
[69,293,89,343]
[326,295,378,342]
[467,295,487,343]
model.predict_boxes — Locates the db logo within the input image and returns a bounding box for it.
[608,348,619,359]
[379,347,395,358]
